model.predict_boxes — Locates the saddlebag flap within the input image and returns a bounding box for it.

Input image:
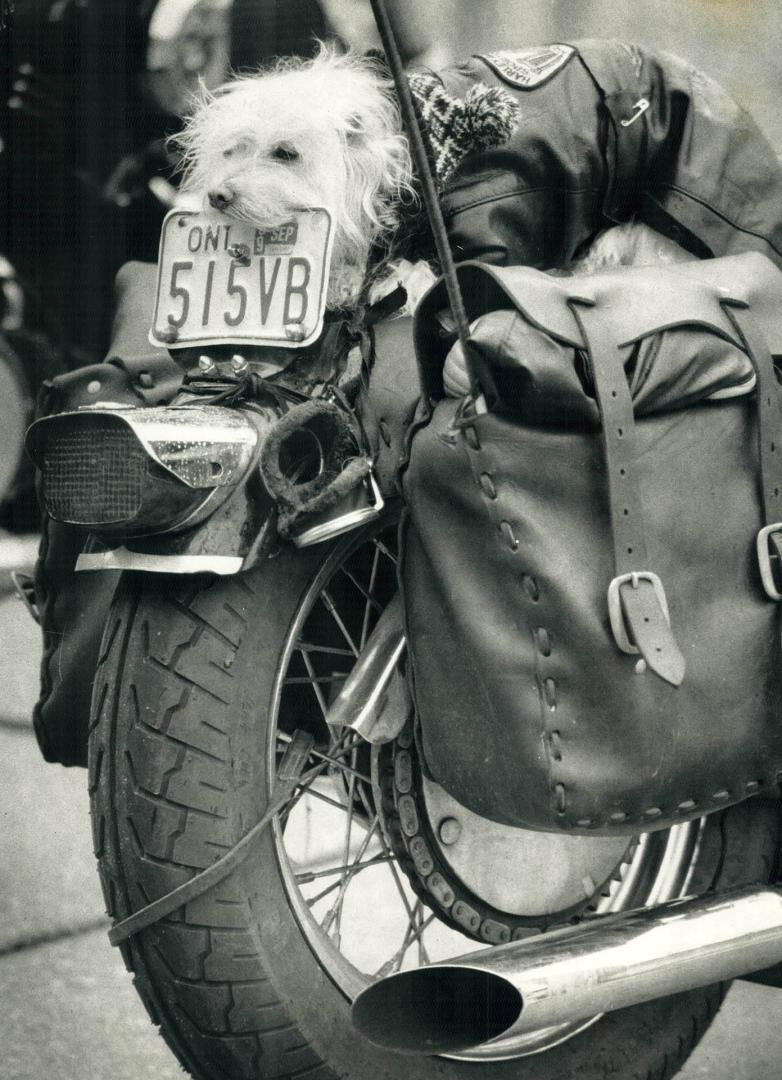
[401,252,782,833]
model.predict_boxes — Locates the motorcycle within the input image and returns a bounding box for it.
[23,13,782,1080]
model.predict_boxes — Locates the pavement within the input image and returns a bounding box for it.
[1,547,782,1080]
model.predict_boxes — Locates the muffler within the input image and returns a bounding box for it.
[351,884,782,1055]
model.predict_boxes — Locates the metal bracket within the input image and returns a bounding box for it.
[293,468,385,548]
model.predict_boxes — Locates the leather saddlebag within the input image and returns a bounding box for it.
[401,252,782,833]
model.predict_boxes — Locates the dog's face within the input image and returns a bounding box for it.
[176,49,412,306]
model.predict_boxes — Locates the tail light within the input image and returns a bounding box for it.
[26,404,264,537]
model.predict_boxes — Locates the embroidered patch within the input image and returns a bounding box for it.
[475,44,575,89]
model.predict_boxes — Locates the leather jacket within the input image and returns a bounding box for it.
[435,39,782,270]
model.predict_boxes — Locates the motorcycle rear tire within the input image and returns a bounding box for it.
[88,536,780,1080]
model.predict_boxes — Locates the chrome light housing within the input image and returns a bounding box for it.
[25,403,265,537]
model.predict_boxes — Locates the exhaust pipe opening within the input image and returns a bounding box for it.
[351,966,521,1055]
[351,887,782,1055]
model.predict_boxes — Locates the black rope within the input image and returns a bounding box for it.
[182,370,311,410]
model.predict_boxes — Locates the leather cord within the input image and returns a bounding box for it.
[568,297,686,686]
[108,731,314,948]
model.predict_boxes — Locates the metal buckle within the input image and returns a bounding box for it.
[757,523,782,600]
[607,571,670,655]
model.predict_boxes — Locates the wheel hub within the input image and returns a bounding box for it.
[420,773,632,917]
[377,727,635,941]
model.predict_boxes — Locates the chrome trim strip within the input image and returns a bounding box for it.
[76,548,243,575]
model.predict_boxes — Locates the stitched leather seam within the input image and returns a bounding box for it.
[564,772,778,829]
[460,414,566,822]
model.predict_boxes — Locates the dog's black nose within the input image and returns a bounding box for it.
[208,186,234,210]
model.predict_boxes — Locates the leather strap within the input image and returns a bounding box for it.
[569,297,685,686]
[721,302,782,599]
[108,730,314,946]
[721,303,782,524]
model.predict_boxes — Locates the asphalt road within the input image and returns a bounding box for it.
[1,566,781,1080]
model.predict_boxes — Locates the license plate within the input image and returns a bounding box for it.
[149,208,334,350]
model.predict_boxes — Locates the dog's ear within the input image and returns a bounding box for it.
[341,125,412,240]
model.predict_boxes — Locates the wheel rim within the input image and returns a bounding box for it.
[267,521,703,1059]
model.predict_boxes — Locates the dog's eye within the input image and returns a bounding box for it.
[271,144,300,163]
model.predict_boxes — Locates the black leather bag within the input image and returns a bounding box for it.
[401,253,782,833]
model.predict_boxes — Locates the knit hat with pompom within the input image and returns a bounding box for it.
[407,71,521,185]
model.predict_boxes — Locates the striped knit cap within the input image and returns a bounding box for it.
[407,71,521,185]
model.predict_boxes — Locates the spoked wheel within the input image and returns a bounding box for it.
[90,515,780,1080]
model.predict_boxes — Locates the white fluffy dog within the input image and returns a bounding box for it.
[175,47,413,310]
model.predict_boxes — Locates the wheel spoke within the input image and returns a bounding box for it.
[298,648,331,719]
[275,727,371,822]
[303,842,388,908]
[320,589,360,657]
[295,852,392,884]
[360,545,381,650]
[376,911,437,978]
[295,640,355,658]
[320,814,381,937]
[339,564,384,620]
[306,753,371,787]
[305,877,343,907]
[416,902,432,966]
[283,673,350,686]
[293,783,352,815]
[283,735,372,786]
[278,767,330,825]
[273,528,459,994]
[331,748,359,944]
[358,781,420,935]
[371,537,398,565]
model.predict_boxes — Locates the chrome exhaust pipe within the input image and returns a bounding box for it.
[351,885,782,1055]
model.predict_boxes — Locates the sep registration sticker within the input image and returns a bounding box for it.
[150,207,334,350]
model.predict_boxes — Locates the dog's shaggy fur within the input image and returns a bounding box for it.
[175,46,693,317]
[175,47,413,309]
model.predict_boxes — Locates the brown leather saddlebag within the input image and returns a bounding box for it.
[401,252,782,834]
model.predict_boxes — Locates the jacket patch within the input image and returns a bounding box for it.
[475,44,575,89]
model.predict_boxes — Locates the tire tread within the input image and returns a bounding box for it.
[89,573,333,1080]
